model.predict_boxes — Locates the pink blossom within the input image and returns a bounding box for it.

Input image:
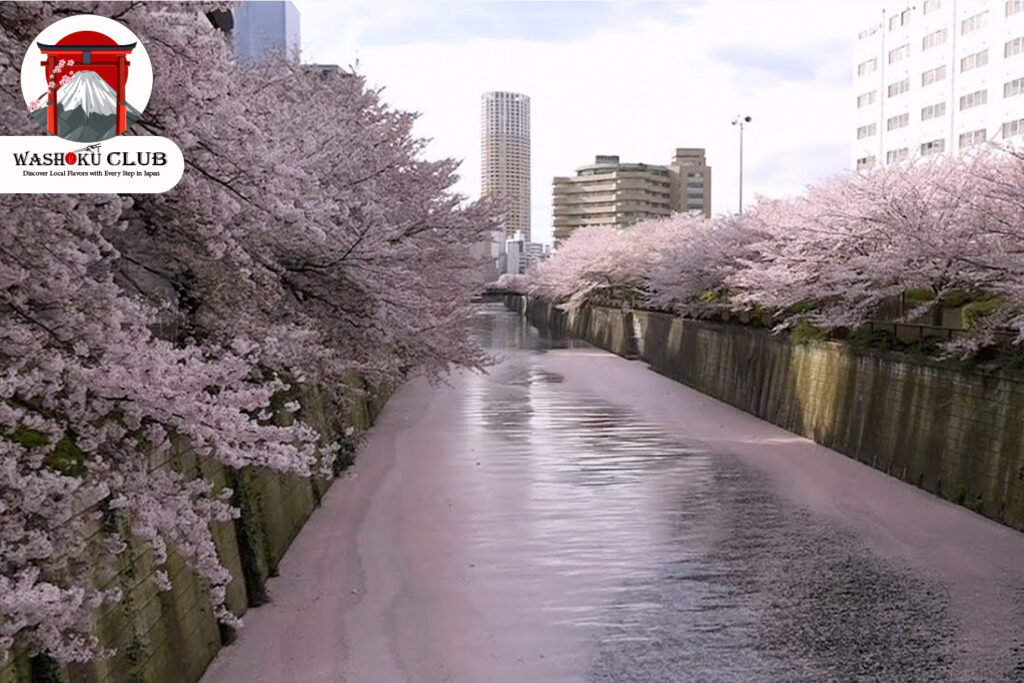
[0,0,499,666]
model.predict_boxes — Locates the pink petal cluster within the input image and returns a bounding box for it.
[26,55,75,110]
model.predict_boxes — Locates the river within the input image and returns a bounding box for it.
[201,303,1024,683]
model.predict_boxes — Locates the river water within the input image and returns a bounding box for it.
[202,304,1024,683]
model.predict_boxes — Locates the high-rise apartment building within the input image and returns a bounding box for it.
[481,92,531,240]
[551,148,711,245]
[233,1,300,63]
[853,0,1024,169]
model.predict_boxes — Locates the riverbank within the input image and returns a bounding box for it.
[198,305,1024,682]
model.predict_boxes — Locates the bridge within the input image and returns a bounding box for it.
[471,284,515,303]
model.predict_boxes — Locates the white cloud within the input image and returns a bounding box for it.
[294,0,888,245]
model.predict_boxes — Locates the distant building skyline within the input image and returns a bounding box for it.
[481,91,531,241]
[294,1,871,246]
[505,231,549,275]
[852,0,1024,169]
[552,148,711,245]
[234,1,301,63]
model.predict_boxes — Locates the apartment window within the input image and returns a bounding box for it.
[961,49,989,72]
[1006,77,1024,97]
[887,113,910,130]
[922,102,947,120]
[887,148,909,163]
[857,123,878,139]
[959,89,988,110]
[859,26,879,39]
[921,139,946,155]
[857,91,878,107]
[962,11,988,34]
[924,0,942,13]
[922,65,947,85]
[1007,37,1024,57]
[1009,1,1023,16]
[888,78,910,97]
[1003,118,1024,136]
[889,44,910,63]
[959,128,987,148]
[858,58,878,76]
[889,8,910,30]
[923,29,947,50]
[856,156,876,170]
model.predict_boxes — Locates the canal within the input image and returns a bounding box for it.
[202,303,1024,683]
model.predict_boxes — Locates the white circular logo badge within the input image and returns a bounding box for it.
[20,14,153,143]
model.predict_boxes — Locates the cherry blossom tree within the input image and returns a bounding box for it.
[493,272,531,293]
[530,217,696,310]
[530,225,634,309]
[730,157,996,331]
[947,145,1024,346]
[529,152,1024,353]
[644,212,761,313]
[0,1,497,664]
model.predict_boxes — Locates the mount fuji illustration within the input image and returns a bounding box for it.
[31,70,141,142]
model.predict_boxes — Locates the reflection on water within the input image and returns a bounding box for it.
[451,304,1021,683]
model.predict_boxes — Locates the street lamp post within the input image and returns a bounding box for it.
[732,115,752,214]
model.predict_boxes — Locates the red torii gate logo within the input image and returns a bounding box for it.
[38,31,135,136]
[22,15,152,144]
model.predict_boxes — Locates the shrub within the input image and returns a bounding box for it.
[904,288,935,305]
[790,320,829,345]
[962,298,1004,329]
[942,289,978,309]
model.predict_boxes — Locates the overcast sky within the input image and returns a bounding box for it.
[293,0,888,245]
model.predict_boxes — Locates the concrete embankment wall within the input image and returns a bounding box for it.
[509,295,1024,532]
[0,383,389,683]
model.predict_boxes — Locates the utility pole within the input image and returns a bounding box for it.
[732,115,752,213]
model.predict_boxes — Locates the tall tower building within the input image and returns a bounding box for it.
[481,92,531,240]
[853,0,1024,169]
[233,1,300,63]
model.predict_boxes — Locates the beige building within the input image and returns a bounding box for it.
[481,91,531,240]
[551,148,711,245]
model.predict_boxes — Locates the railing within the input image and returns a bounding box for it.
[581,294,1019,345]
[861,320,1018,345]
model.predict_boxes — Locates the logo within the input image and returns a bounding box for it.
[21,14,152,143]
[1,13,181,194]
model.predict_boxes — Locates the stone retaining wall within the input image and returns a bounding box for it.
[510,295,1024,532]
[0,383,389,683]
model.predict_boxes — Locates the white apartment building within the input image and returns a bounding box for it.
[852,0,1024,169]
[481,91,531,240]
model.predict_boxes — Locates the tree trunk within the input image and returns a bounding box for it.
[931,297,944,327]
